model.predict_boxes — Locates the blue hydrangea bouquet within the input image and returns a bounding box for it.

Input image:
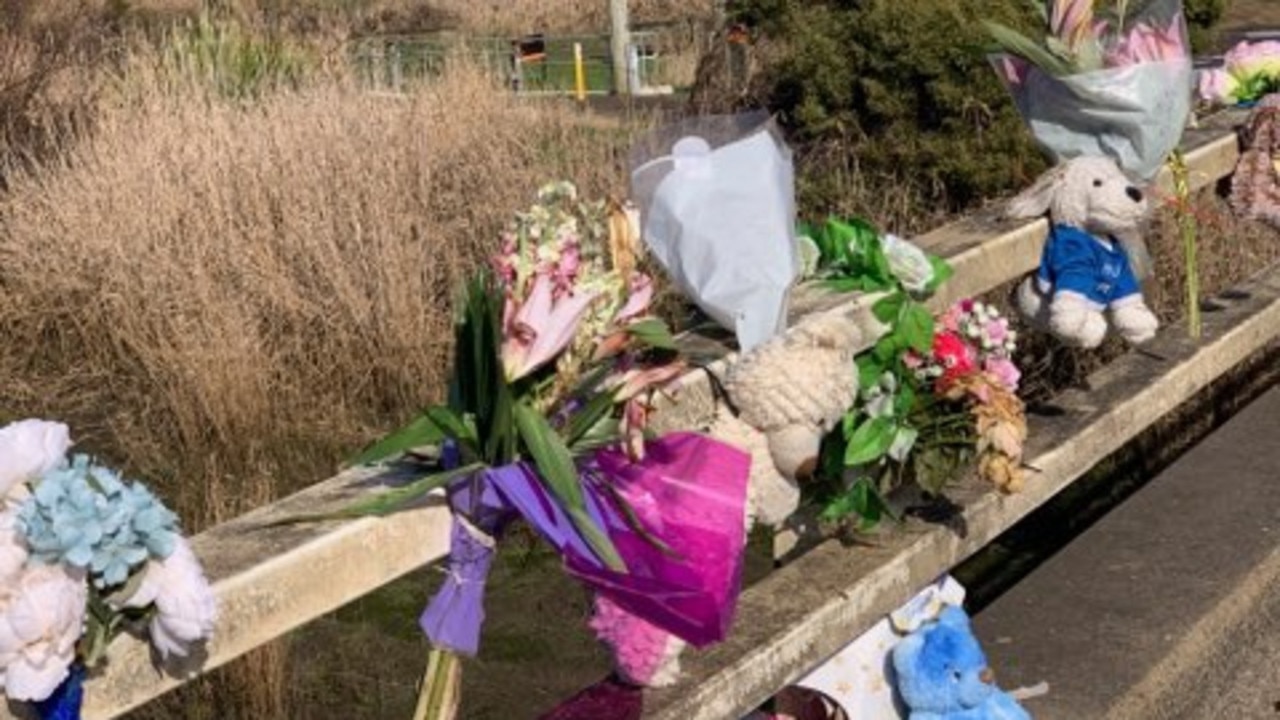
[0,419,216,719]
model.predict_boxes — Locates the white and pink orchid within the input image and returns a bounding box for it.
[502,273,599,382]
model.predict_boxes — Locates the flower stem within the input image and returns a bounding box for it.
[1169,150,1201,339]
[413,648,462,720]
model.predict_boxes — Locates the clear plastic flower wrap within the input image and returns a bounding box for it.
[988,0,1193,182]
[629,112,800,352]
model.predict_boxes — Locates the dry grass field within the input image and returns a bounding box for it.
[1,0,1277,717]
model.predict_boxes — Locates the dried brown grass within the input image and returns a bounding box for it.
[130,0,720,36]
[0,49,639,718]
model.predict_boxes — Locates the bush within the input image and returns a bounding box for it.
[722,0,1043,227]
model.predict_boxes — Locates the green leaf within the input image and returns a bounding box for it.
[426,406,479,449]
[900,305,935,354]
[514,402,626,572]
[856,355,885,391]
[874,335,901,363]
[982,21,1075,76]
[349,413,446,466]
[565,391,619,446]
[844,416,895,466]
[626,318,678,351]
[925,256,953,295]
[273,463,484,524]
[872,292,905,325]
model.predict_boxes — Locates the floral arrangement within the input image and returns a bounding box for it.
[799,218,1027,529]
[984,0,1191,184]
[330,182,751,717]
[1199,40,1280,106]
[985,0,1186,78]
[0,419,216,719]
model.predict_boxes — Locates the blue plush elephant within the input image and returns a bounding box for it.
[892,606,1031,720]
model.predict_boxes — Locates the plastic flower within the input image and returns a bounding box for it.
[984,357,1022,392]
[1226,40,1280,81]
[1198,68,1241,104]
[0,420,71,500]
[0,509,28,590]
[881,234,934,294]
[1105,16,1186,66]
[501,273,598,382]
[0,563,86,702]
[18,455,180,588]
[932,331,977,386]
[119,536,217,659]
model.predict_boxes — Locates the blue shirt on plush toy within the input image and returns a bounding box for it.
[892,606,1031,720]
[1036,224,1140,308]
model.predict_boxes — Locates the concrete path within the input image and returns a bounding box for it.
[973,384,1280,720]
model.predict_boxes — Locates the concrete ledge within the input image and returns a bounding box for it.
[5,110,1246,719]
[640,258,1280,720]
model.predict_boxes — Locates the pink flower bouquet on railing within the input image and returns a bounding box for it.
[1198,40,1280,106]
[986,0,1193,181]
[313,183,752,719]
[0,419,216,720]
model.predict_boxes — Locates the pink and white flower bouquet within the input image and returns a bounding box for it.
[986,0,1193,180]
[1198,40,1280,106]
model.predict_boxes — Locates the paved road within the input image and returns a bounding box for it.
[973,383,1280,719]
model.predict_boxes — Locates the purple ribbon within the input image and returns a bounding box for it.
[421,433,750,656]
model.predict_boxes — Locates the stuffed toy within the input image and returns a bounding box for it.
[892,606,1031,720]
[713,309,872,526]
[1007,156,1159,349]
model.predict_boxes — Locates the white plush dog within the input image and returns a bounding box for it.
[1007,156,1159,349]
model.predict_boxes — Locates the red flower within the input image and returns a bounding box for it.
[932,331,977,387]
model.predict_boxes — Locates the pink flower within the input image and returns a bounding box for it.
[1198,68,1241,103]
[984,357,1022,392]
[1226,39,1280,79]
[610,363,685,402]
[1105,15,1186,67]
[939,306,964,334]
[984,318,1009,346]
[0,563,86,702]
[502,273,598,381]
[995,55,1029,86]
[120,536,217,659]
[615,274,655,325]
[1051,0,1094,49]
[590,595,683,686]
[0,420,71,500]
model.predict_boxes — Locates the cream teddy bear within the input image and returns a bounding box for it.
[1007,156,1159,349]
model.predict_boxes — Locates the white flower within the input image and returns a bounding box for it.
[0,420,71,500]
[880,234,934,294]
[0,563,87,702]
[121,536,216,659]
[0,509,29,591]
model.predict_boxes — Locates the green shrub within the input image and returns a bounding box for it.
[1185,0,1230,52]
[729,0,1044,225]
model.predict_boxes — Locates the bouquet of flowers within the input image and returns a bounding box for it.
[985,0,1192,181]
[1199,40,1280,106]
[0,419,216,719]
[799,218,1027,529]
[333,183,752,716]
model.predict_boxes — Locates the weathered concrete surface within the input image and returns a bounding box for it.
[2,111,1245,720]
[974,385,1280,720]
[640,259,1280,720]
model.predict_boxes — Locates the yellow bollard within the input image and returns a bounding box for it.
[573,42,587,103]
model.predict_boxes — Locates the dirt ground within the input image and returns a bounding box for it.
[1220,0,1280,38]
